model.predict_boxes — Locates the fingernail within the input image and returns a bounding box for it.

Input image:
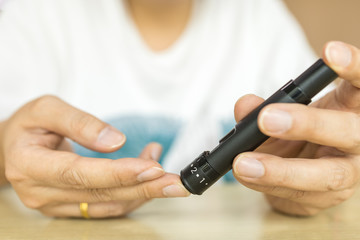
[234,156,265,178]
[151,146,162,161]
[163,184,190,197]
[260,109,292,134]
[326,41,352,68]
[97,126,125,148]
[137,167,164,182]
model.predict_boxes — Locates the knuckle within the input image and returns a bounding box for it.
[280,202,321,217]
[110,167,125,187]
[267,186,283,195]
[136,185,152,200]
[22,197,47,209]
[4,150,28,184]
[277,164,295,186]
[4,155,29,184]
[299,206,321,217]
[289,190,306,199]
[89,188,114,202]
[105,204,127,217]
[332,189,355,206]
[30,95,60,112]
[267,195,321,217]
[308,116,325,134]
[112,175,125,188]
[327,164,355,191]
[292,107,321,136]
[70,112,104,138]
[304,114,331,141]
[4,152,32,184]
[58,163,90,189]
[348,113,360,150]
[4,167,26,184]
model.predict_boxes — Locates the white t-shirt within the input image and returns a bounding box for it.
[0,0,316,173]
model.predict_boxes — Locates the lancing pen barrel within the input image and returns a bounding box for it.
[180,59,338,195]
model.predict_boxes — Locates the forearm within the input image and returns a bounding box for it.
[0,120,8,186]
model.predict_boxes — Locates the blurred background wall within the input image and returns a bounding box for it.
[283,0,360,56]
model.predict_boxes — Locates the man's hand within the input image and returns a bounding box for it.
[1,96,189,218]
[232,41,360,216]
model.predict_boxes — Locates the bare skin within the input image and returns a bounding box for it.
[1,96,190,218]
[126,0,192,51]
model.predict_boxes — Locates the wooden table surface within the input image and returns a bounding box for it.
[0,184,359,240]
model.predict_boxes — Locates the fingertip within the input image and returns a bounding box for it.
[95,126,126,151]
[139,142,163,161]
[258,105,293,135]
[137,167,165,182]
[234,94,264,122]
[234,95,248,122]
[162,184,191,198]
[323,41,352,72]
[233,153,265,179]
[150,142,163,162]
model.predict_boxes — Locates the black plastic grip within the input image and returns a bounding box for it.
[180,152,220,195]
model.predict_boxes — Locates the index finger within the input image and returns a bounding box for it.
[258,103,360,154]
[18,146,165,189]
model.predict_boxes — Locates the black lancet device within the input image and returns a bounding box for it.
[180,59,338,195]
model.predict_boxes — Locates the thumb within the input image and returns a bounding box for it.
[18,95,126,152]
